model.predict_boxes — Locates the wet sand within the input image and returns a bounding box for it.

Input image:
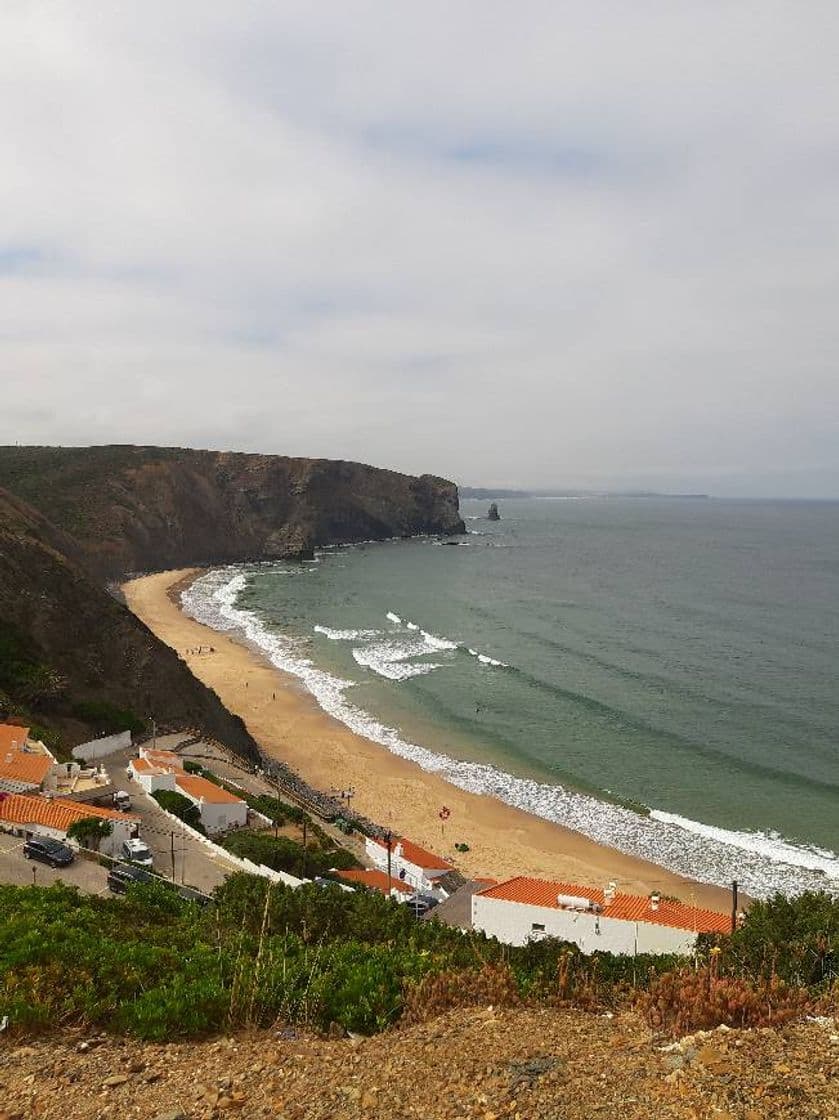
[123,568,734,911]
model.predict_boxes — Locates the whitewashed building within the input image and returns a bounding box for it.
[365,834,453,896]
[0,791,140,858]
[173,774,248,834]
[472,877,730,955]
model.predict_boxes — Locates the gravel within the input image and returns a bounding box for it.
[1,1008,837,1119]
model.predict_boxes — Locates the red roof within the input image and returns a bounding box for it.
[337,868,413,895]
[175,774,244,805]
[0,725,31,754]
[0,792,138,833]
[371,835,452,872]
[476,876,730,934]
[0,749,52,788]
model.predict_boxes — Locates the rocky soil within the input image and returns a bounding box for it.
[1,1008,837,1120]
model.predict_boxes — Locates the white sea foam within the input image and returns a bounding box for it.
[466,647,509,667]
[314,625,381,641]
[182,567,839,900]
[386,611,402,624]
[406,621,420,631]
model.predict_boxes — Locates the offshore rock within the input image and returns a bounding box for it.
[487,501,500,521]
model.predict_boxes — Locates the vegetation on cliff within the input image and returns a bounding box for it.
[0,877,835,1042]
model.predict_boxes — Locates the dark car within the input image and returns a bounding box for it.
[177,884,214,908]
[23,835,75,868]
[107,864,152,894]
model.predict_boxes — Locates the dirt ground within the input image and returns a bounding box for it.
[1,1007,837,1120]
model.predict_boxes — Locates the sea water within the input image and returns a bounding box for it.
[182,497,839,899]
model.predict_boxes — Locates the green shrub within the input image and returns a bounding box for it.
[151,789,205,834]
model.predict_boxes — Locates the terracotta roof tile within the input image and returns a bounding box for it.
[141,749,183,768]
[371,835,452,872]
[337,869,414,895]
[0,792,138,833]
[0,725,31,753]
[175,774,244,805]
[0,750,52,788]
[476,876,730,934]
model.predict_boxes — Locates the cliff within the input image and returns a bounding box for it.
[0,445,465,578]
[0,485,249,758]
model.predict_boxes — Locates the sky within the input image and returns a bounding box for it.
[2,3,839,496]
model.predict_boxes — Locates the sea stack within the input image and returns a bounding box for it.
[488,501,501,521]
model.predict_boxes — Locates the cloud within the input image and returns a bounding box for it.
[1,2,838,494]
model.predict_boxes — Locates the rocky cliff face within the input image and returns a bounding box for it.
[0,485,260,757]
[0,446,464,577]
[0,445,463,753]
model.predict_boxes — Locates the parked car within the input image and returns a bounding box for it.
[107,864,152,893]
[121,838,154,867]
[23,835,75,868]
[112,790,132,811]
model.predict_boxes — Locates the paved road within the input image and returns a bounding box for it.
[109,745,244,894]
[0,833,109,893]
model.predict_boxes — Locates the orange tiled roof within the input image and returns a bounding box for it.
[337,868,414,895]
[371,835,452,872]
[0,792,139,833]
[130,758,171,776]
[175,774,244,805]
[0,749,51,788]
[476,876,730,934]
[0,725,31,753]
[140,749,183,769]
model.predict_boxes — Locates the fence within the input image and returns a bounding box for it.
[72,731,132,761]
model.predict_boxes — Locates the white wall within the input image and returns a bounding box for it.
[127,763,177,795]
[472,896,696,956]
[72,731,132,761]
[364,838,446,894]
[194,798,248,835]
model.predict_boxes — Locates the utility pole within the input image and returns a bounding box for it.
[730,880,738,933]
[386,829,393,897]
[301,818,308,879]
[170,832,176,881]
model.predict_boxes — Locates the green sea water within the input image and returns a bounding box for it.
[185,497,839,896]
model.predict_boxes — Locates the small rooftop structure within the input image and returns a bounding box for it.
[368,834,453,872]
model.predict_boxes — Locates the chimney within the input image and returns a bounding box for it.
[650,891,660,912]
[604,881,616,905]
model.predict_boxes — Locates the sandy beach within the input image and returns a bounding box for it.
[123,568,734,911]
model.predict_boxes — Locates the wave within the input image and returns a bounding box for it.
[314,625,381,641]
[181,567,839,899]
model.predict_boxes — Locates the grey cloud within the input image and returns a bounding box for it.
[1,3,838,495]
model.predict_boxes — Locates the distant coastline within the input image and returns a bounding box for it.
[459,487,710,500]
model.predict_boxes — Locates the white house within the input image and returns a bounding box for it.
[0,791,140,858]
[365,834,453,896]
[472,876,731,955]
[173,773,248,835]
[128,756,179,794]
[0,724,54,794]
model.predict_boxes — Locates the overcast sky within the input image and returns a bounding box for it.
[2,3,839,495]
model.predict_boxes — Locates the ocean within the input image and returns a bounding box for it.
[182,496,839,899]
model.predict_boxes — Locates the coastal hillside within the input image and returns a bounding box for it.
[0,445,465,578]
[0,485,260,757]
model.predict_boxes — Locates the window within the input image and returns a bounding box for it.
[531,922,546,932]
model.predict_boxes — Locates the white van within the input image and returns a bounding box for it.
[121,838,153,867]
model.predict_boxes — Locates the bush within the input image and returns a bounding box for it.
[220,831,361,880]
[706,891,839,989]
[151,790,205,834]
[638,960,812,1036]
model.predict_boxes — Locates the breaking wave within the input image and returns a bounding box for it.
[182,567,839,899]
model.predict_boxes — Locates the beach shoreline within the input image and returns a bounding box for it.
[123,567,735,911]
